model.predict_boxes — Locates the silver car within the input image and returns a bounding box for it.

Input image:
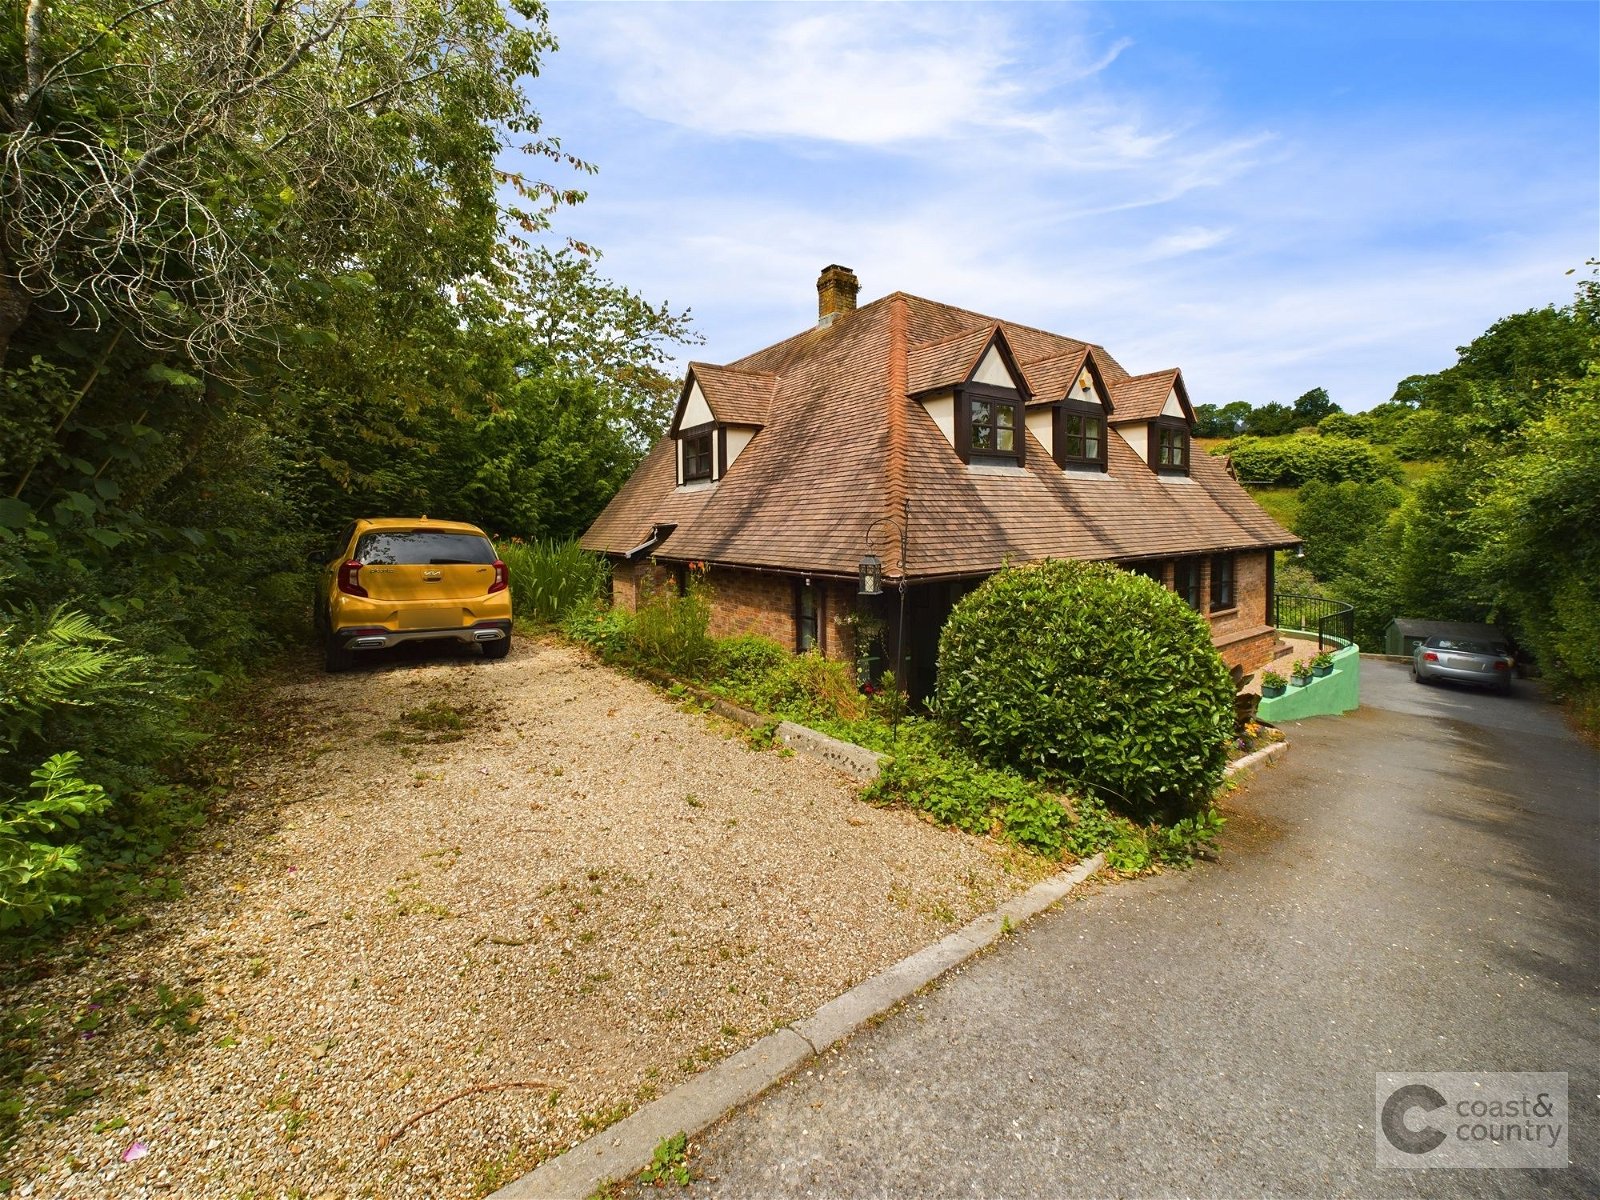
[1412,636,1515,695]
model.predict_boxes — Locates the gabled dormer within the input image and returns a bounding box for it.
[1108,369,1195,477]
[669,363,777,487]
[907,325,1033,467]
[1021,347,1113,472]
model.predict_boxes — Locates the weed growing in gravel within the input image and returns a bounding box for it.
[578,1101,633,1133]
[379,701,477,748]
[130,983,205,1036]
[638,1131,694,1187]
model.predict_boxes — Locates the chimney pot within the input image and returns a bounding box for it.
[817,264,860,327]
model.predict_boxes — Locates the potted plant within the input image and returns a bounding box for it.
[1290,659,1312,686]
[1311,650,1335,677]
[1260,669,1287,698]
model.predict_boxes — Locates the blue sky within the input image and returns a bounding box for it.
[517,1,1598,413]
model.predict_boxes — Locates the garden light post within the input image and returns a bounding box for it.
[858,497,910,728]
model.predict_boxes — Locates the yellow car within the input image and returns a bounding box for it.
[312,517,512,672]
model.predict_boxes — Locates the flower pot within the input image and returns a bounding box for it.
[1313,665,1333,678]
[1261,683,1286,698]
[1291,675,1311,687]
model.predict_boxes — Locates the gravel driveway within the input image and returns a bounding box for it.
[3,638,1044,1199]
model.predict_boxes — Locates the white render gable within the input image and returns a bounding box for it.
[970,345,1019,389]
[681,381,714,428]
[1161,390,1185,419]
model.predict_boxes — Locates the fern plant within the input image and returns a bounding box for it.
[0,607,124,749]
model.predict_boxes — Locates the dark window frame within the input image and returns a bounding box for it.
[1172,557,1202,611]
[955,383,1026,467]
[1149,418,1191,475]
[680,422,714,483]
[1054,399,1108,470]
[794,580,822,653]
[1209,552,1236,612]
[1127,559,1166,585]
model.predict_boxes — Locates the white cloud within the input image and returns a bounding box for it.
[533,2,1594,415]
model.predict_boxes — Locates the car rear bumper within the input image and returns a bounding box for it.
[334,618,512,651]
[1417,661,1511,688]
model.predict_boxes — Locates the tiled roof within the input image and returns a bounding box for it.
[906,326,996,395]
[581,291,1295,576]
[685,363,777,427]
[1020,347,1091,406]
[1109,369,1183,423]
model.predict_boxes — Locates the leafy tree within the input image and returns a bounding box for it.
[513,247,702,451]
[1391,407,1464,461]
[1243,401,1298,437]
[1385,304,1594,433]
[1193,400,1251,438]
[1293,479,1402,579]
[1291,386,1339,426]
[1470,368,1600,702]
[1316,411,1369,439]
[1,0,586,365]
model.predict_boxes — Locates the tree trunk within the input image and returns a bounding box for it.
[0,257,32,369]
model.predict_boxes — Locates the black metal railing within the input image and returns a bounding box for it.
[1274,592,1355,651]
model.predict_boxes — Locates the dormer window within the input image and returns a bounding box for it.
[1151,419,1190,474]
[956,384,1025,465]
[682,427,713,482]
[1055,400,1106,470]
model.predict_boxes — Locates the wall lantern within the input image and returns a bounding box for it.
[858,553,885,596]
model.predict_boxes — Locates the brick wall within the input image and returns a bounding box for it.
[1132,550,1277,676]
[612,554,1276,678]
[699,567,856,665]
[1206,551,1276,675]
[609,560,676,613]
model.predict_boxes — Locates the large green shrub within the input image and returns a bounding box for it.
[1215,434,1402,486]
[934,560,1235,821]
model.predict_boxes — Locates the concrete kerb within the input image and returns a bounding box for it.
[490,853,1105,1200]
[1225,738,1289,781]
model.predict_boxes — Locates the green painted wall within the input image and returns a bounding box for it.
[1257,642,1361,722]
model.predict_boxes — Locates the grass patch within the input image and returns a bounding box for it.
[1242,485,1301,530]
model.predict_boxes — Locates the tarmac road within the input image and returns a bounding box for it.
[650,660,1600,1198]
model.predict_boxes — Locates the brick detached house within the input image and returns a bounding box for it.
[581,266,1297,699]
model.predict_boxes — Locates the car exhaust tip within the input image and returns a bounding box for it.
[473,628,505,642]
[352,636,388,649]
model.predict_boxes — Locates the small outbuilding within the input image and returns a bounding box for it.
[1384,618,1509,658]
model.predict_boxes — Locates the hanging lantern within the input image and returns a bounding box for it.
[858,553,884,596]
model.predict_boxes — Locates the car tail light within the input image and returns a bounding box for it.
[1494,660,1510,672]
[1423,651,1439,662]
[338,560,368,597]
[488,559,509,594]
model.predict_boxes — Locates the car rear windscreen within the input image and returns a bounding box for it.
[354,531,496,565]
[1431,638,1498,654]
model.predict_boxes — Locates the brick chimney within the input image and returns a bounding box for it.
[816,264,860,327]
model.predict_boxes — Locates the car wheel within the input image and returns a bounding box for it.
[325,635,354,673]
[482,634,511,661]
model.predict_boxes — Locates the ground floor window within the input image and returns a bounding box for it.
[1210,553,1236,611]
[1173,558,1202,610]
[795,582,820,652]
